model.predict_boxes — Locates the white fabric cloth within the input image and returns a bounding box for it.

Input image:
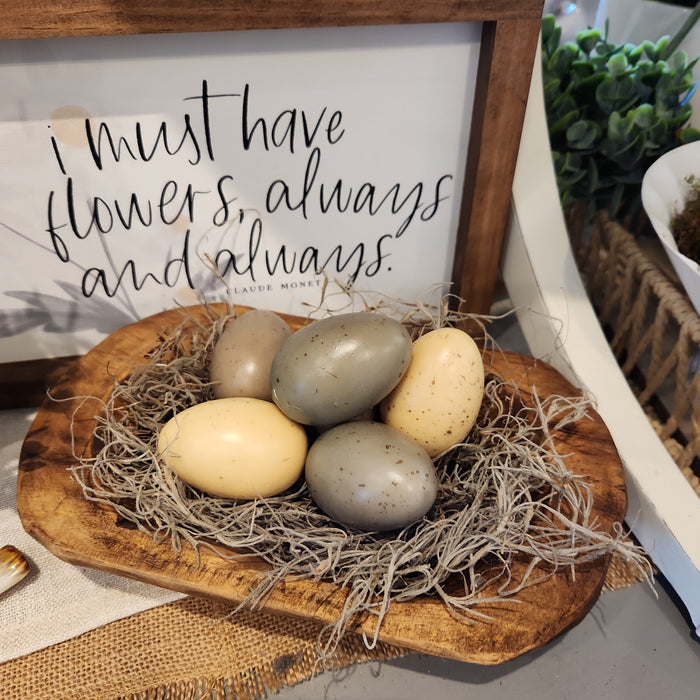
[0,408,184,663]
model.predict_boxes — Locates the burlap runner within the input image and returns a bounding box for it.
[0,596,407,700]
[0,549,645,700]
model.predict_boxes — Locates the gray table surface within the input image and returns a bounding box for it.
[275,580,700,700]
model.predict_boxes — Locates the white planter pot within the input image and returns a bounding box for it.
[642,141,700,315]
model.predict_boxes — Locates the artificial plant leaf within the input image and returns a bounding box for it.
[608,182,626,218]
[541,14,556,41]
[583,156,600,195]
[541,14,561,55]
[576,28,601,55]
[553,151,586,186]
[665,107,694,132]
[570,59,595,81]
[540,13,697,224]
[548,43,580,76]
[656,72,694,111]
[551,90,578,114]
[566,120,601,150]
[671,49,689,72]
[632,103,656,130]
[542,76,563,107]
[596,75,638,114]
[575,71,611,100]
[606,110,623,141]
[611,168,645,185]
[604,132,645,170]
[654,36,671,62]
[549,109,581,138]
[634,59,665,88]
[681,127,700,144]
[607,53,629,78]
[623,43,645,65]
[641,40,657,60]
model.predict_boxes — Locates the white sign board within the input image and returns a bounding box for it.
[0,22,480,362]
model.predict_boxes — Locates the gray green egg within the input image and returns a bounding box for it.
[304,420,439,531]
[269,311,412,426]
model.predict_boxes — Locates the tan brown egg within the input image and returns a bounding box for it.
[210,309,291,400]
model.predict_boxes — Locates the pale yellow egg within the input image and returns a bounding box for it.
[379,327,484,457]
[157,397,307,499]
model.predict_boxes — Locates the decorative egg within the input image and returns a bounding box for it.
[379,327,484,457]
[270,311,412,426]
[157,397,307,499]
[305,420,438,531]
[209,309,291,400]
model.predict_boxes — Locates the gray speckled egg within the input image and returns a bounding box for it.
[269,312,412,426]
[305,420,438,531]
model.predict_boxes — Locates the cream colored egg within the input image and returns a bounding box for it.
[157,397,307,499]
[379,327,484,457]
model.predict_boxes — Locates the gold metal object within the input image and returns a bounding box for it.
[0,545,29,595]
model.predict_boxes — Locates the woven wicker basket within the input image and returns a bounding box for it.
[568,208,700,497]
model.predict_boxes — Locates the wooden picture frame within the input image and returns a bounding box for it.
[0,0,544,408]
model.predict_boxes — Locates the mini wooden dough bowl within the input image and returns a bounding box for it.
[16,303,627,664]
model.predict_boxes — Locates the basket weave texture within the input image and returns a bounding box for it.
[570,209,700,496]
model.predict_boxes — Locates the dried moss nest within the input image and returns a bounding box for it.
[69,300,652,658]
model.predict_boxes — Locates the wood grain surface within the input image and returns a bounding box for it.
[0,356,79,409]
[16,304,626,664]
[0,1,544,39]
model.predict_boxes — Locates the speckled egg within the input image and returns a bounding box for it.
[157,397,307,499]
[379,327,484,457]
[270,312,412,426]
[305,420,438,531]
[209,309,291,400]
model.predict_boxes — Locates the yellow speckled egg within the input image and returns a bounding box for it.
[157,397,307,499]
[379,327,484,457]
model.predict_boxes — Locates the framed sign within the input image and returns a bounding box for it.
[0,1,543,406]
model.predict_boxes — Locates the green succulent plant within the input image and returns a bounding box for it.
[542,7,700,222]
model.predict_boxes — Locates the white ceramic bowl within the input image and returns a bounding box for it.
[641,141,700,315]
